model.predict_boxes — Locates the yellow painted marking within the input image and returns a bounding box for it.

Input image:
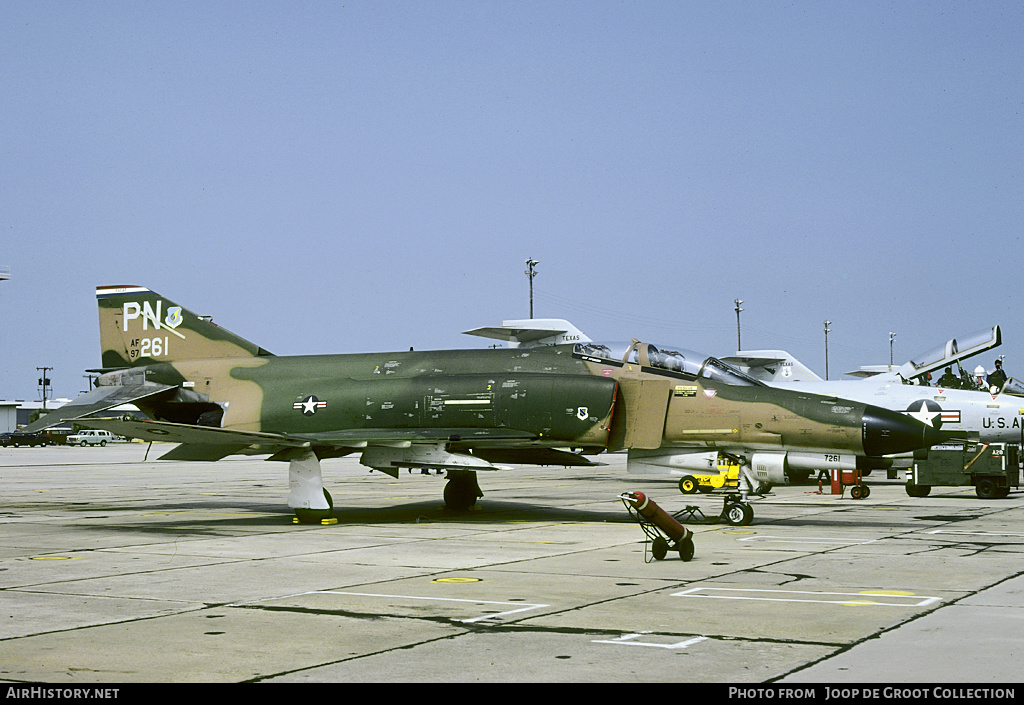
[674,587,941,607]
[861,590,914,596]
[31,556,79,561]
[434,577,483,584]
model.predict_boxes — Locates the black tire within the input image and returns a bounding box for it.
[679,475,699,494]
[443,479,478,510]
[724,502,753,526]
[293,488,334,524]
[905,481,931,497]
[651,537,668,561]
[678,537,695,562]
[976,479,998,499]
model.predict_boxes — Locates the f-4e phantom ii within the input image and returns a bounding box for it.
[25,286,947,524]
[723,326,1024,483]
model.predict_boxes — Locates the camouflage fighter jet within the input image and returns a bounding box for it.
[24,286,947,524]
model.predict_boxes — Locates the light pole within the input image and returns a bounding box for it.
[37,367,52,410]
[889,331,897,367]
[524,257,539,319]
[734,299,743,351]
[823,321,831,380]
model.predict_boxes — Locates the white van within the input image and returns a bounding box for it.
[67,429,117,446]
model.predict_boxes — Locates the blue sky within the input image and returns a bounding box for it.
[2,1,1021,401]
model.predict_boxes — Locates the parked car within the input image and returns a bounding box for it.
[0,431,50,447]
[66,429,117,447]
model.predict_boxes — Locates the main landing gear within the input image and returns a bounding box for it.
[721,493,754,526]
[442,471,483,511]
[287,449,335,524]
[286,450,487,523]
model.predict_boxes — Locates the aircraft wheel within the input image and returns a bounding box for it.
[679,475,699,494]
[293,488,334,525]
[678,537,695,562]
[651,537,668,561]
[724,502,753,526]
[850,484,866,500]
[976,479,998,499]
[443,479,478,510]
[906,481,931,497]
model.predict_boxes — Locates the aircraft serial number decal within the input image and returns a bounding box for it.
[131,337,170,359]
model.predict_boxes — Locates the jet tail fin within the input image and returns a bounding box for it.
[96,286,273,369]
[721,350,824,383]
[462,319,591,348]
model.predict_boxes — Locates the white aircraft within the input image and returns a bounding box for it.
[722,326,1024,483]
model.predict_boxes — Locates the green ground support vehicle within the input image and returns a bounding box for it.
[907,442,1020,499]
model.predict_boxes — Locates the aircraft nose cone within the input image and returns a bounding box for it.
[862,404,950,456]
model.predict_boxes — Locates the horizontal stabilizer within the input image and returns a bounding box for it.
[21,383,175,433]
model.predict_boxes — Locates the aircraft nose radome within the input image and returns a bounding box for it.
[861,405,951,457]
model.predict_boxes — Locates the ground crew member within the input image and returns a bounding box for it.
[988,359,1008,389]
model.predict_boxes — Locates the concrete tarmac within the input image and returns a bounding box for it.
[1,444,1022,684]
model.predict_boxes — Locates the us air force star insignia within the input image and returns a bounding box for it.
[577,407,589,421]
[905,399,942,428]
[294,395,327,415]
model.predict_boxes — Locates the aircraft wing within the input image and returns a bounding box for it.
[77,417,309,460]
[20,383,175,433]
[74,417,581,467]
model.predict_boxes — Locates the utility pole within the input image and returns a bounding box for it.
[889,331,897,367]
[524,257,539,319]
[37,367,52,410]
[734,299,744,351]
[823,321,831,381]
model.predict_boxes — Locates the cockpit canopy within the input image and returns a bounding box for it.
[574,341,764,387]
